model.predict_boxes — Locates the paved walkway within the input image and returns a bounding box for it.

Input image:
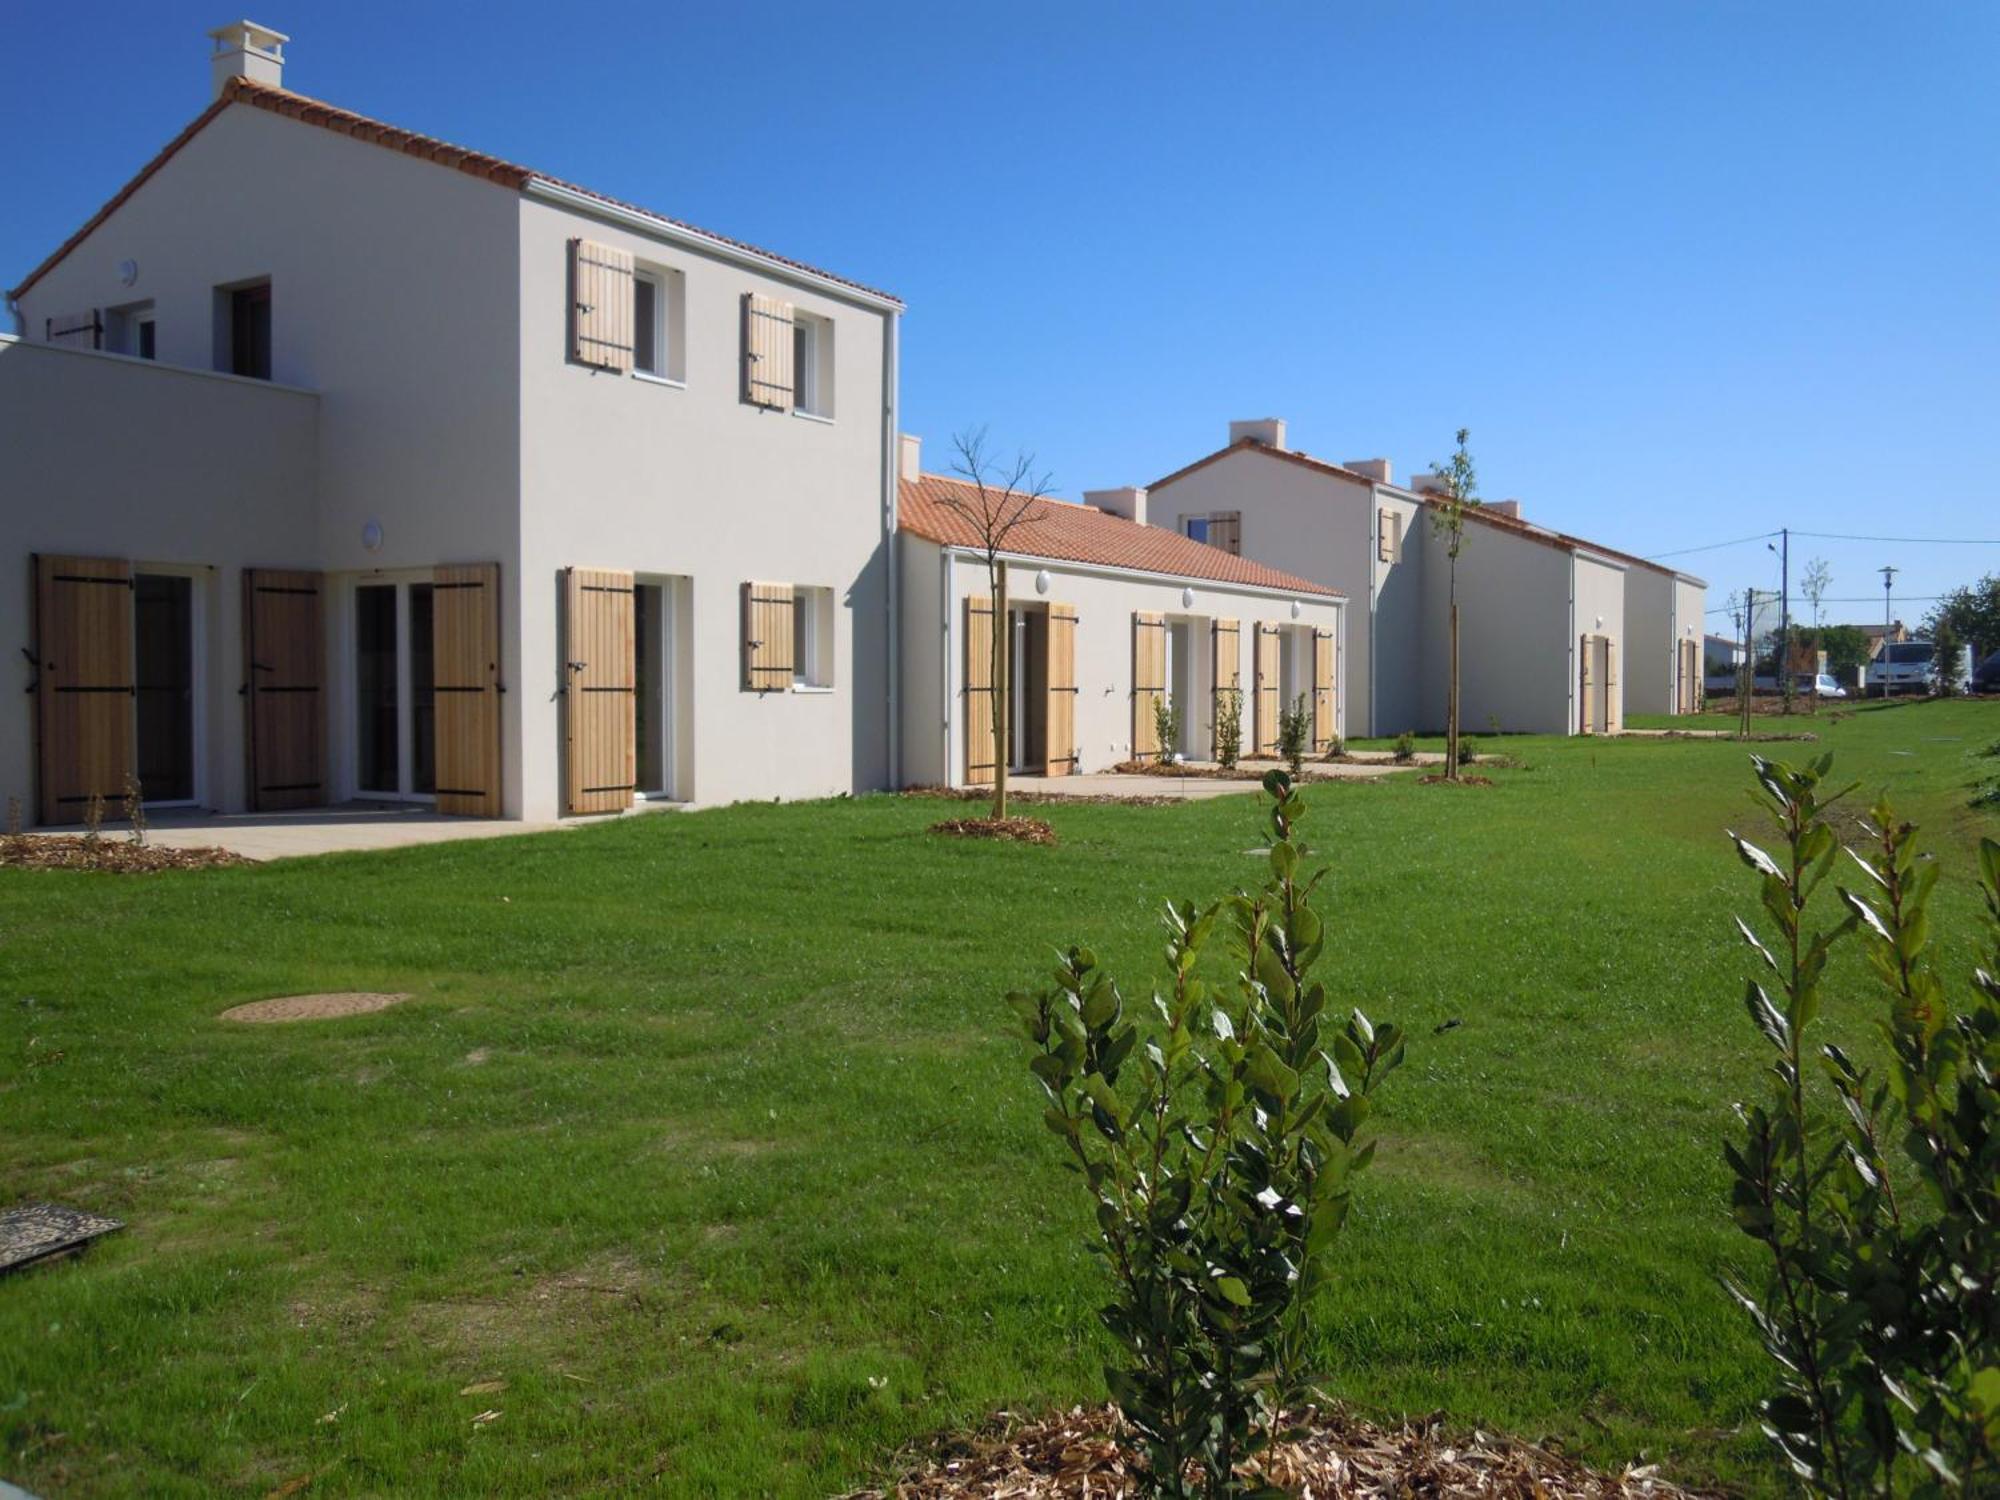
[1009,758,1428,800]
[51,802,649,861]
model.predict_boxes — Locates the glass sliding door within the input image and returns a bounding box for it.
[353,580,437,801]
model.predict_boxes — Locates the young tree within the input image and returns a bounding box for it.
[940,428,1054,821]
[1425,429,1481,779]
[1800,556,1832,627]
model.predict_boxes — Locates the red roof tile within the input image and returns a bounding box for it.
[9,78,900,306]
[899,473,1339,597]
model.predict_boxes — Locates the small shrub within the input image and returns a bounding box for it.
[82,791,104,850]
[1392,730,1416,763]
[1456,738,1477,767]
[1213,690,1243,771]
[1723,754,2000,1495]
[1277,694,1311,776]
[1014,771,1404,1496]
[123,774,146,848]
[1151,694,1181,766]
[1321,731,1344,762]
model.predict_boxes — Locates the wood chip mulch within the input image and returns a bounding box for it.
[1417,774,1496,787]
[0,836,251,872]
[929,817,1059,846]
[835,1403,1712,1499]
[903,788,1181,809]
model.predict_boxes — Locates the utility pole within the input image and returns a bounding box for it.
[1879,564,1898,698]
[1778,527,1791,714]
[1738,588,1756,739]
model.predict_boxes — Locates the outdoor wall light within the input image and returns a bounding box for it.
[362,520,384,553]
[1034,568,1051,595]
[1290,600,1303,620]
[1595,614,1604,629]
[116,259,139,286]
[1181,586,1195,608]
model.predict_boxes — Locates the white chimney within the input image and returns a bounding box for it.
[1412,473,1450,497]
[898,433,922,482]
[209,20,287,98]
[1345,458,1393,484]
[1228,418,1287,451]
[1084,486,1148,527]
[1488,499,1522,520]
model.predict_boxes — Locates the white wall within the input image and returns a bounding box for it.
[513,196,894,818]
[0,338,319,821]
[1415,517,1579,736]
[14,102,527,807]
[1622,567,1674,715]
[1150,448,1383,728]
[1570,553,1629,731]
[900,538,1343,785]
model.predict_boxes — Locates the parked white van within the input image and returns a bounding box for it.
[1865,641,1939,695]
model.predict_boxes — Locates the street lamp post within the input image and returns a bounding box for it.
[1879,564,1898,698]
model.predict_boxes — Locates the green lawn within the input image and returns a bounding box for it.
[3,700,1995,1497]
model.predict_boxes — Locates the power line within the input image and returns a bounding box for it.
[1790,529,2000,545]
[1645,530,1780,560]
[1704,595,1943,615]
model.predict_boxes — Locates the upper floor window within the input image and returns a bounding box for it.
[792,311,834,419]
[106,301,156,360]
[792,585,834,687]
[1182,512,1241,555]
[216,278,271,379]
[632,264,686,383]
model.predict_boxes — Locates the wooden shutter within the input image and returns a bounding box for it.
[1604,637,1622,734]
[964,595,994,785]
[33,554,133,826]
[46,310,102,350]
[1132,612,1166,762]
[563,567,636,815]
[243,569,325,811]
[1312,627,1336,751]
[1579,632,1596,735]
[742,293,796,410]
[1045,603,1078,776]
[433,563,503,816]
[1211,617,1240,760]
[1210,513,1241,556]
[570,239,635,372]
[1377,509,1394,562]
[741,582,795,691]
[1254,623,1282,755]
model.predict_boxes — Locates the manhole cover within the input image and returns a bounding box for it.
[220,992,413,1023]
[0,1202,124,1275]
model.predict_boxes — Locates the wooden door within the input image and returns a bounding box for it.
[433,563,503,816]
[563,567,636,815]
[1132,612,1165,762]
[243,568,325,811]
[1311,627,1336,751]
[1045,603,1078,776]
[1211,618,1240,760]
[963,595,994,785]
[1254,623,1281,755]
[34,554,133,825]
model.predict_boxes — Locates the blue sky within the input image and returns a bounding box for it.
[6,3,1995,633]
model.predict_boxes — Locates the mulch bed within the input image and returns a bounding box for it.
[0,835,251,873]
[903,787,1180,810]
[835,1402,1709,1498]
[1418,773,1496,787]
[928,817,1059,845]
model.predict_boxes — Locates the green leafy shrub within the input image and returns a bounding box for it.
[1724,753,1999,1495]
[1456,738,1477,767]
[1321,732,1344,762]
[1277,695,1311,776]
[1214,690,1243,770]
[1392,731,1416,764]
[1013,771,1405,1496]
[1153,694,1182,766]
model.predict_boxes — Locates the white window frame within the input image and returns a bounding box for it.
[791,585,834,689]
[130,562,209,809]
[342,573,438,805]
[791,311,834,420]
[630,263,686,386]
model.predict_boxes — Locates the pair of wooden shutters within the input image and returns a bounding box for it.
[564,568,637,815]
[1211,619,1240,760]
[1131,612,1167,763]
[1578,634,1621,735]
[1677,639,1702,714]
[962,597,1077,784]
[1377,508,1402,563]
[1254,623,1282,755]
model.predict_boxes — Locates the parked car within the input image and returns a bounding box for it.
[1974,650,2000,693]
[1865,640,1940,695]
[1793,672,1848,699]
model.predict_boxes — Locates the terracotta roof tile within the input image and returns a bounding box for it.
[10,78,899,306]
[899,474,1339,597]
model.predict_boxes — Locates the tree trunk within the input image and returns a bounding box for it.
[992,558,1009,821]
[1445,562,1461,781]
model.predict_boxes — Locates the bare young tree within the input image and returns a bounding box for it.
[1799,558,1832,706]
[1425,429,1481,780]
[940,428,1054,821]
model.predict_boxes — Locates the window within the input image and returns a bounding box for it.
[792,585,833,688]
[1181,512,1241,555]
[631,265,686,382]
[137,316,156,360]
[1377,507,1402,563]
[216,279,271,379]
[106,301,156,359]
[792,311,834,418]
[1183,516,1210,545]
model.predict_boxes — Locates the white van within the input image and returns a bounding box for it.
[1865,641,1939,695]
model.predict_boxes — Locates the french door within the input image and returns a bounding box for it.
[354,581,436,800]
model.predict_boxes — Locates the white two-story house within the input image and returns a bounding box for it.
[3,22,901,825]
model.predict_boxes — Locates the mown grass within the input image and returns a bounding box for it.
[2,700,1995,1497]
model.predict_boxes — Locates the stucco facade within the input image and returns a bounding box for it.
[6,68,896,825]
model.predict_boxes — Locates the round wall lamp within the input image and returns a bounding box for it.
[117,259,139,286]
[362,520,384,553]
[1594,614,1604,629]
[1290,600,1303,620]
[1034,568,1051,596]
[1181,586,1195,609]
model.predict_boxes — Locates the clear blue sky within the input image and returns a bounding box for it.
[6,2,1996,633]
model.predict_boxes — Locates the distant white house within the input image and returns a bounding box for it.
[1140,421,1701,736]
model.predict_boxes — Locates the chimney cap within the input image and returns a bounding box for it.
[208,20,287,97]
[208,19,288,52]
[1228,418,1287,451]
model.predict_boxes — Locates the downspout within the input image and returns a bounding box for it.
[881,310,900,788]
[1366,486,1379,738]
[1566,555,1578,734]
[939,546,953,785]
[4,294,23,338]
